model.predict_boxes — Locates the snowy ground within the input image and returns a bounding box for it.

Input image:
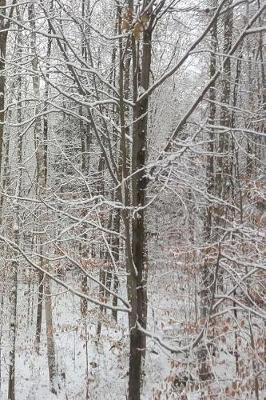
[0,267,265,399]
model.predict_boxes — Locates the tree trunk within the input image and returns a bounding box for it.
[35,272,44,353]
[128,3,152,399]
[0,0,7,175]
[199,0,218,381]
[7,231,18,400]
[28,0,46,353]
[44,277,58,395]
[8,17,23,396]
[216,0,233,236]
[29,1,58,391]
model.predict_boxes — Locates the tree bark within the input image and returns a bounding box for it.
[199,0,218,381]
[128,3,152,399]
[0,0,7,175]
[8,13,23,397]
[28,0,45,353]
[44,277,58,395]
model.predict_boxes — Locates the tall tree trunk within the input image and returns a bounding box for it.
[0,0,7,175]
[80,0,91,321]
[128,3,152,399]
[32,0,53,353]
[117,2,131,324]
[0,6,9,388]
[8,13,23,398]
[28,0,45,353]
[42,10,56,387]
[199,0,218,381]
[216,0,233,237]
[231,54,242,376]
[29,1,58,392]
[0,0,16,175]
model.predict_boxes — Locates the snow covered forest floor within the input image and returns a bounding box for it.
[1,264,265,399]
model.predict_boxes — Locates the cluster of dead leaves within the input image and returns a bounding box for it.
[121,7,150,40]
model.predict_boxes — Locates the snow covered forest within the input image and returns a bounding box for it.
[0,0,265,399]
